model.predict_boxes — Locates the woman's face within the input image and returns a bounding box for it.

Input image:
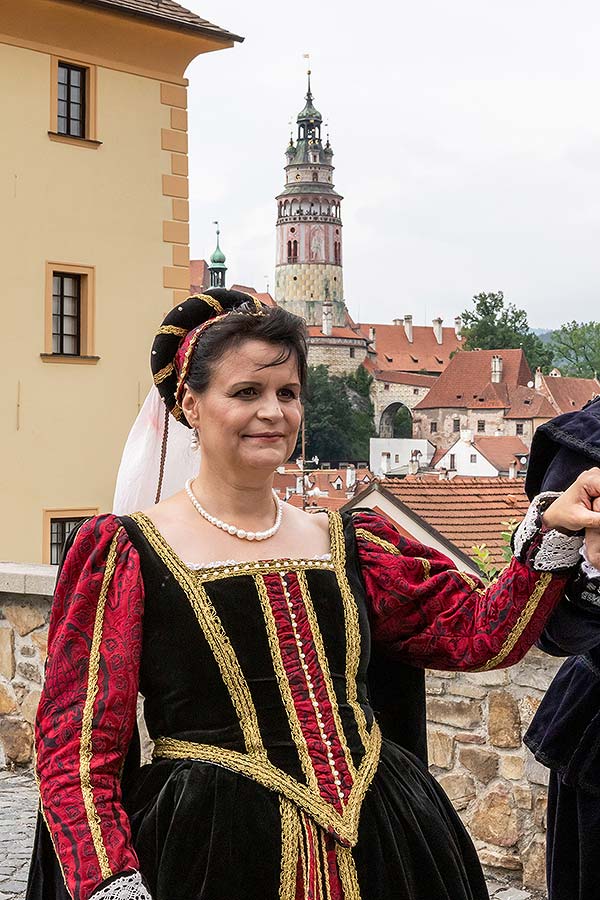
[182,338,303,474]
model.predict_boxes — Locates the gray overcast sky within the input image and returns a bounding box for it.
[183,0,600,330]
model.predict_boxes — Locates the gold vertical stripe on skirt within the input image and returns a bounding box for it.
[336,846,362,900]
[279,797,301,900]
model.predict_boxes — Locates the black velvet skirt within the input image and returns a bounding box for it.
[27,739,488,900]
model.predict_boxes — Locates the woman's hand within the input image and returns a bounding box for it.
[542,467,600,534]
[584,497,600,570]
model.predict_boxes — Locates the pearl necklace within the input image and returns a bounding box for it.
[184,479,283,542]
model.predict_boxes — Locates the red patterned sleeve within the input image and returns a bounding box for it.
[353,510,570,671]
[35,514,144,900]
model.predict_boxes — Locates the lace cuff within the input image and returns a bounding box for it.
[513,492,583,572]
[90,871,152,900]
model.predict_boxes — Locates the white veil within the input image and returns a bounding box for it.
[112,387,199,515]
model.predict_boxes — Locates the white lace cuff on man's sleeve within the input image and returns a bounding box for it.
[513,492,583,572]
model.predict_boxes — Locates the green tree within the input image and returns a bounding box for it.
[548,320,600,378]
[461,291,553,372]
[296,365,375,463]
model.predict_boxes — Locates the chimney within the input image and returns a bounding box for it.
[534,367,543,390]
[491,354,503,383]
[403,315,413,343]
[369,326,376,349]
[508,460,517,480]
[407,458,419,475]
[454,316,462,340]
[393,318,403,326]
[345,465,356,488]
[432,317,443,344]
[460,428,473,443]
[322,299,333,336]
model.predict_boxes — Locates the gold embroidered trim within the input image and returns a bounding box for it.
[79,530,121,882]
[255,574,319,793]
[130,514,265,757]
[329,512,370,749]
[175,327,203,403]
[296,569,356,780]
[279,797,300,900]
[153,362,174,385]
[336,846,362,899]
[354,528,399,555]
[473,572,553,671]
[171,403,183,421]
[355,527,483,593]
[156,325,188,337]
[195,557,335,583]
[195,293,225,314]
[130,512,334,582]
[153,723,381,848]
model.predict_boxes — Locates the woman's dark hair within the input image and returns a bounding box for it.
[186,302,308,398]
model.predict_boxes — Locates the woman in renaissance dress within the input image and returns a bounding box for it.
[26,288,600,900]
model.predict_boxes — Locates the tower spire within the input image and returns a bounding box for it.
[209,219,227,288]
[306,68,312,102]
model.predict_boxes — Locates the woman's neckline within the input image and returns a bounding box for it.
[130,509,338,575]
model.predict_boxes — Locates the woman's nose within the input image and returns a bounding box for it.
[257,394,284,420]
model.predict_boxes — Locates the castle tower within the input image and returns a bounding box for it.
[209,221,227,288]
[274,72,345,326]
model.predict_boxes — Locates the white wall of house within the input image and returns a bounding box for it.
[369,439,435,476]
[435,435,499,477]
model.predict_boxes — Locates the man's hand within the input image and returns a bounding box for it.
[542,467,600,533]
[584,497,600,570]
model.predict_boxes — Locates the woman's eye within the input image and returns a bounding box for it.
[279,389,298,400]
[236,387,257,397]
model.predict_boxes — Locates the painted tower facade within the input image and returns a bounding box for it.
[274,74,346,326]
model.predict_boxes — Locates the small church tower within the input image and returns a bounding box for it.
[209,221,227,288]
[274,72,345,326]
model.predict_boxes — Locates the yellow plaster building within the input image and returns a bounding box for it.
[0,0,242,563]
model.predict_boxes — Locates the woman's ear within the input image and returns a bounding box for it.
[181,385,198,428]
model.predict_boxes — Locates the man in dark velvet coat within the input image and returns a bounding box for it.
[524,395,600,900]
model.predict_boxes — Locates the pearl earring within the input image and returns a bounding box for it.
[190,427,200,451]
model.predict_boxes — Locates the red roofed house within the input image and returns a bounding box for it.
[433,433,530,478]
[535,369,600,414]
[343,476,531,572]
[273,463,374,508]
[412,349,557,450]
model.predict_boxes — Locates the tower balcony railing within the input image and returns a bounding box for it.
[276,212,342,225]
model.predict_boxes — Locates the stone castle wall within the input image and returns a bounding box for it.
[0,577,562,892]
[307,341,368,376]
[426,649,562,891]
[413,408,535,450]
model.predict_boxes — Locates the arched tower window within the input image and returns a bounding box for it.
[312,172,318,182]
[287,240,292,262]
[292,239,298,262]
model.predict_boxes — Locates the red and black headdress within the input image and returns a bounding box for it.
[150,288,264,427]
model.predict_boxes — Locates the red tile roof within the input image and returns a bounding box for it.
[307,326,368,342]
[230,283,257,294]
[415,349,533,411]
[471,436,529,473]
[75,0,243,40]
[378,476,530,566]
[357,322,463,374]
[372,370,436,388]
[541,375,600,414]
[502,385,556,419]
[287,494,349,511]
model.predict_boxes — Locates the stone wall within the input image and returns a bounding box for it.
[0,591,50,767]
[426,648,562,890]
[413,408,535,450]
